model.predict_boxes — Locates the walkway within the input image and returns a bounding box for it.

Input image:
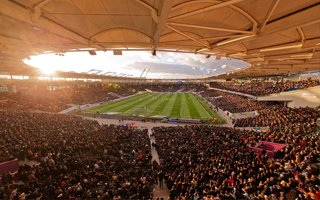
[58,104,79,114]
[81,116,179,129]
[148,128,170,200]
[207,86,257,99]
[148,128,160,164]
[215,108,234,127]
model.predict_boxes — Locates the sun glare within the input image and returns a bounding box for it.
[23,55,58,75]
[38,66,57,75]
[22,51,247,78]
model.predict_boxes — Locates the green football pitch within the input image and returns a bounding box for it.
[85,92,223,121]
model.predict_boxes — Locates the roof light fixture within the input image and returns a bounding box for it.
[216,34,255,46]
[260,43,302,52]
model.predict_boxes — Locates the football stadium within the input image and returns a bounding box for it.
[0,0,320,199]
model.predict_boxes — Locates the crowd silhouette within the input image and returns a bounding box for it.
[210,79,319,96]
[0,80,319,200]
[153,123,319,200]
[0,112,153,199]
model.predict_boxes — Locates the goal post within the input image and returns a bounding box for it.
[133,106,148,116]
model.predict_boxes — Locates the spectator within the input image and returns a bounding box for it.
[210,78,320,96]
[0,111,154,199]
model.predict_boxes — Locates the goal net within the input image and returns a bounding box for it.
[133,106,148,116]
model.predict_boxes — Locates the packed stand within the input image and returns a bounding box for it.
[0,111,154,199]
[0,87,119,112]
[124,83,206,93]
[153,123,320,200]
[210,79,320,96]
[0,96,29,111]
[234,106,319,127]
[201,90,270,113]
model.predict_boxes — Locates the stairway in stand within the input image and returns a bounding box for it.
[148,128,170,200]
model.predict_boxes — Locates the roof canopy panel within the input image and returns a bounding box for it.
[0,0,319,78]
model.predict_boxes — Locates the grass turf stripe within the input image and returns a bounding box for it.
[185,93,201,118]
[122,93,162,115]
[189,94,212,119]
[148,94,173,116]
[180,93,191,118]
[194,95,225,122]
[170,93,182,118]
[101,93,152,113]
[85,94,143,112]
[145,93,170,116]
[86,93,148,112]
[161,93,177,117]
[113,93,155,113]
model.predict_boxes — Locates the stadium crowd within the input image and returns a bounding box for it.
[0,89,114,113]
[153,122,320,200]
[210,79,320,96]
[124,83,205,93]
[201,90,270,113]
[0,112,154,199]
[0,80,320,200]
[234,106,319,128]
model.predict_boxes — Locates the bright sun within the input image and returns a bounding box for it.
[23,55,58,75]
[37,66,57,75]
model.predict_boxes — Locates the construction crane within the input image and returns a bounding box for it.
[140,68,147,78]
[144,68,150,78]
[140,68,150,78]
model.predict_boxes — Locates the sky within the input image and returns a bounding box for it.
[23,51,248,79]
